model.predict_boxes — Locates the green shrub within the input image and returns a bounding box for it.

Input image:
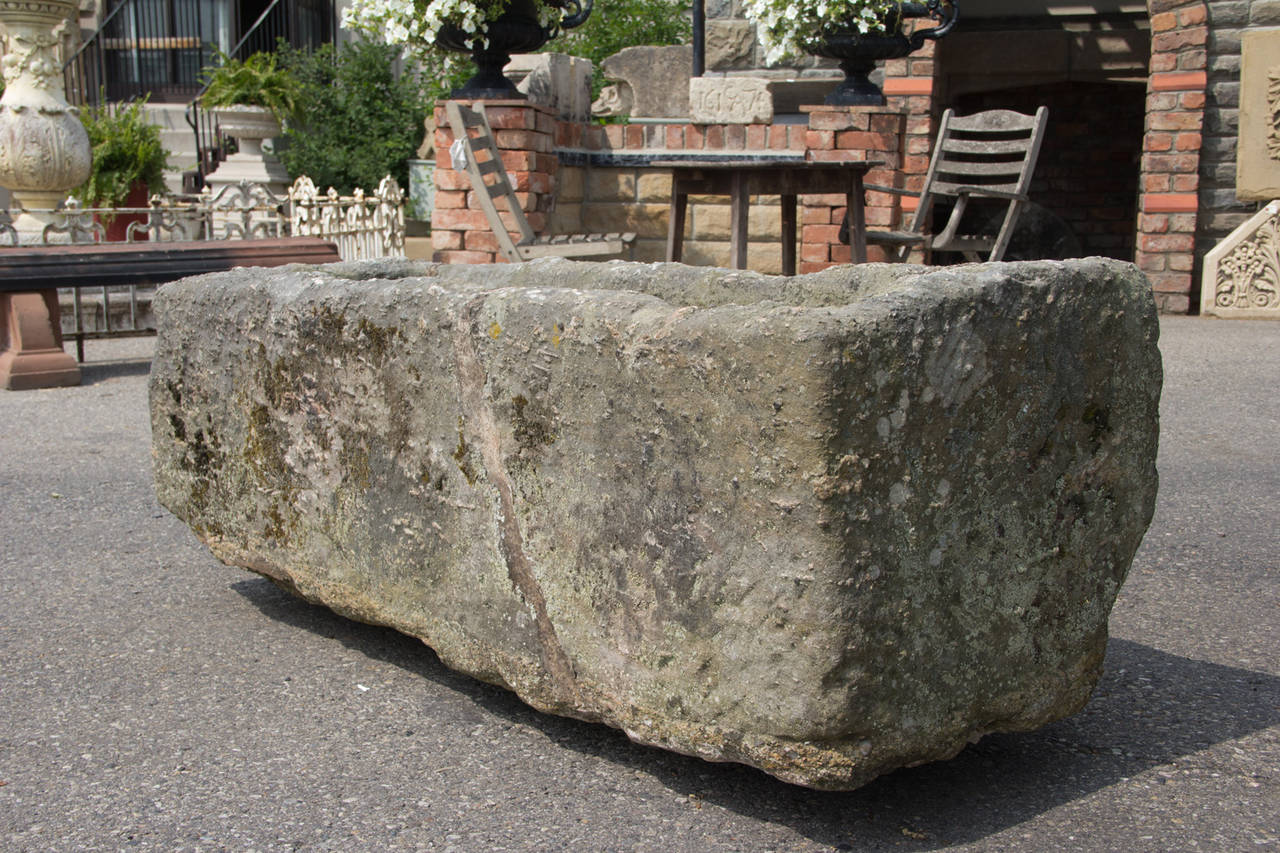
[75,99,170,208]
[201,51,300,120]
[278,40,430,195]
[550,0,692,100]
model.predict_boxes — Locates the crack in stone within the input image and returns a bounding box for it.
[451,296,581,708]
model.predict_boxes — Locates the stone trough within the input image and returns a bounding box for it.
[150,257,1161,790]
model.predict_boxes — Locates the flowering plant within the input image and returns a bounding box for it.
[743,0,916,64]
[343,0,566,57]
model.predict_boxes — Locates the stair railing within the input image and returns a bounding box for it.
[64,0,214,108]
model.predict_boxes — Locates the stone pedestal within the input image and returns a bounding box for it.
[0,290,80,390]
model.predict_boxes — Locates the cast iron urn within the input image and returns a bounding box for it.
[437,0,594,99]
[816,0,958,106]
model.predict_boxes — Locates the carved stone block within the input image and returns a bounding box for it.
[594,45,692,119]
[705,20,757,70]
[689,77,773,125]
[1201,199,1280,317]
[1237,29,1280,201]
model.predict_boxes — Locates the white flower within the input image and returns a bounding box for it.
[742,0,909,62]
[346,0,566,50]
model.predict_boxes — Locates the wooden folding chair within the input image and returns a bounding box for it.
[848,107,1049,263]
[444,101,635,262]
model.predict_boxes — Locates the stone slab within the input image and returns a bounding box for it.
[150,257,1161,789]
[689,77,774,125]
[1237,29,1280,202]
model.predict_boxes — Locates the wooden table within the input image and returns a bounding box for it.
[655,159,877,275]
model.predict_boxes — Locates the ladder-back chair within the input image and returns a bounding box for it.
[444,101,635,262]
[848,106,1049,263]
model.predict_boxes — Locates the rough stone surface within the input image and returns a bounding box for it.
[706,20,758,71]
[150,257,1162,790]
[597,46,693,119]
[689,77,774,124]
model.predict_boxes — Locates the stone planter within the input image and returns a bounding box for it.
[151,257,1161,790]
[204,105,289,193]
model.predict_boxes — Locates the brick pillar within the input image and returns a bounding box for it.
[430,100,558,264]
[801,106,907,272]
[1137,0,1208,313]
[883,38,939,263]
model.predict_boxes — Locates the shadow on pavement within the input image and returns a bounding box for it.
[79,357,152,386]
[234,576,1279,850]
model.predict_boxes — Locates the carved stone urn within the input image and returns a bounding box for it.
[0,0,93,242]
[204,104,290,195]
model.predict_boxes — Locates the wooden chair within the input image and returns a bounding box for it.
[444,101,634,262]
[848,107,1049,263]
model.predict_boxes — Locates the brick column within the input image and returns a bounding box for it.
[801,106,907,271]
[430,100,558,264]
[1137,0,1208,313]
[882,38,940,263]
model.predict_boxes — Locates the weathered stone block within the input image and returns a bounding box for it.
[594,46,692,119]
[1237,29,1280,200]
[705,19,757,70]
[151,257,1161,790]
[689,77,774,124]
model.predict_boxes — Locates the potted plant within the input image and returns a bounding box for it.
[200,52,299,189]
[75,99,170,241]
[343,0,595,99]
[743,0,958,106]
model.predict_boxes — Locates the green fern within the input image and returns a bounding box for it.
[201,51,300,120]
[75,99,170,209]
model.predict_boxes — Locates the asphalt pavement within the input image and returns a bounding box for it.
[0,315,1276,852]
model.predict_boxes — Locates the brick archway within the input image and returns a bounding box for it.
[1137,0,1209,313]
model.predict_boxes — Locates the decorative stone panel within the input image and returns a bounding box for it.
[1200,198,1280,317]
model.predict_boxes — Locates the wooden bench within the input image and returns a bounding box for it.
[1,238,341,390]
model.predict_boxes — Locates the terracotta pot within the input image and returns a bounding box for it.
[101,182,150,243]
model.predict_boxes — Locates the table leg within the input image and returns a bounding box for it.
[847,174,867,264]
[729,172,749,270]
[666,183,688,263]
[781,194,797,276]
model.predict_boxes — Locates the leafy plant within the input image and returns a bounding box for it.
[277,40,430,195]
[75,99,170,209]
[343,0,568,55]
[548,0,691,100]
[201,51,300,119]
[744,0,925,64]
